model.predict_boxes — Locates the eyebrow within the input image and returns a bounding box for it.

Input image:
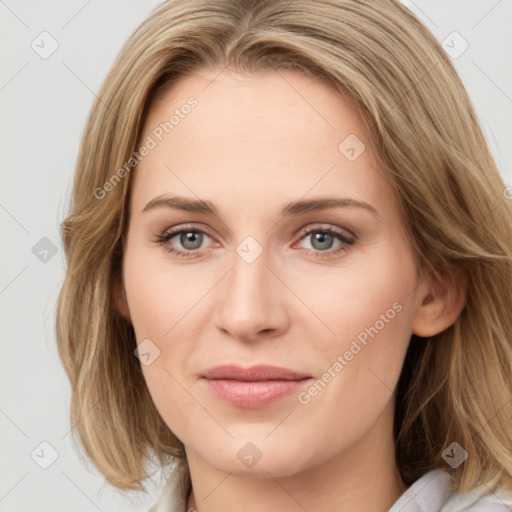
[142,195,380,218]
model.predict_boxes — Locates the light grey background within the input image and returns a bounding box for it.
[1,1,511,511]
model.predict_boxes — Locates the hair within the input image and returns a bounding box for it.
[56,0,512,495]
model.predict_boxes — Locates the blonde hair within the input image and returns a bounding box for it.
[56,0,512,494]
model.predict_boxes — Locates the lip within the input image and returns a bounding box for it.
[201,364,311,381]
[200,364,313,408]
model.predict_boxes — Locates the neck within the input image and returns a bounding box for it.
[185,403,408,512]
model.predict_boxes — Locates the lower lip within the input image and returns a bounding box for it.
[202,378,312,408]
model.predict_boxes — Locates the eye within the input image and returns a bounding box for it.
[295,226,355,259]
[154,225,214,258]
[154,224,356,259]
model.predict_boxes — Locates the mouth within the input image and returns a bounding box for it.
[200,364,313,408]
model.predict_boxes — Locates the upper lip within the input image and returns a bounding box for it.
[201,364,311,381]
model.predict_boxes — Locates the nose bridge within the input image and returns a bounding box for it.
[226,238,273,316]
[212,235,286,339]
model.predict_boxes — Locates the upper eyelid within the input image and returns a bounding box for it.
[300,224,355,239]
[164,223,215,239]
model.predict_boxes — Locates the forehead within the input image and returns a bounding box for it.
[130,67,393,221]
[145,67,368,150]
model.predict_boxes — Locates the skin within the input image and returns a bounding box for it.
[115,67,467,511]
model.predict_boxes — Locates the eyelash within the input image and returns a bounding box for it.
[154,224,356,260]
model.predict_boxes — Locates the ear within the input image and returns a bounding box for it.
[411,266,468,338]
[113,276,132,323]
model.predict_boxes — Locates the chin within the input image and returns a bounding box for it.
[195,438,314,478]
[213,455,308,478]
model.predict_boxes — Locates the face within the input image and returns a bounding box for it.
[118,67,428,478]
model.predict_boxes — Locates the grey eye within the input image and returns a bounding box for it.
[177,231,204,250]
[309,231,335,251]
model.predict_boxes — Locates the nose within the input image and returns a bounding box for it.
[211,244,290,343]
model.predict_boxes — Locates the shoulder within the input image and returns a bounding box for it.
[390,469,512,512]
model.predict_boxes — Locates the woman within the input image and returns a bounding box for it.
[56,0,512,510]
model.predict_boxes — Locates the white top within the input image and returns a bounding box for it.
[148,459,512,512]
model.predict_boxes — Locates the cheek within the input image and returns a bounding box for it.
[123,244,204,339]
[123,252,202,433]
[298,240,416,399]
[297,240,415,344]
[123,246,208,394]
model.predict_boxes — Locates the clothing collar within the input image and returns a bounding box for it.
[148,459,191,512]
